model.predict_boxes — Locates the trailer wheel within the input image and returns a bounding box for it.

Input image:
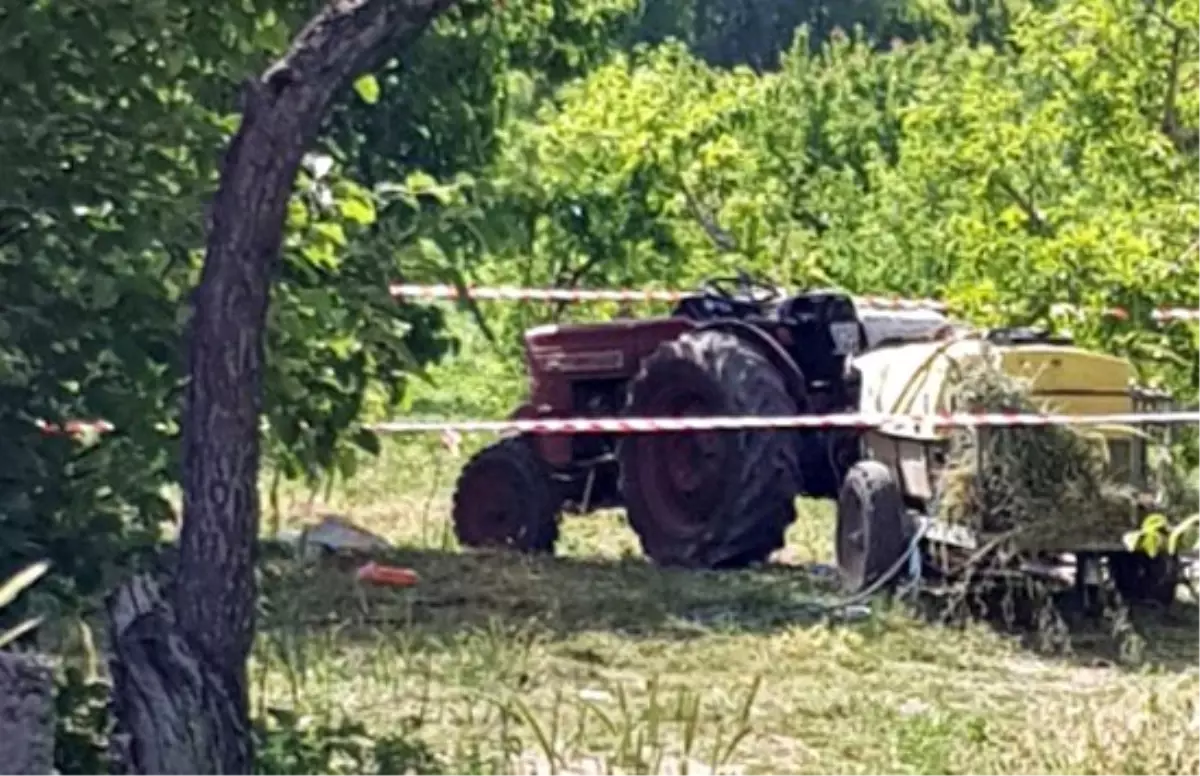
[836,460,913,594]
[618,330,801,569]
[452,437,560,553]
[1108,551,1180,608]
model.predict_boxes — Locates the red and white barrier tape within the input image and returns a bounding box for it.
[368,410,1200,437]
[35,410,1200,441]
[389,283,948,312]
[1050,303,1200,323]
[34,419,116,436]
[390,283,1200,322]
[1151,307,1200,323]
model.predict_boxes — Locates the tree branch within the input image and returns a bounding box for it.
[549,251,610,321]
[678,177,738,253]
[1158,25,1198,153]
[992,174,1054,238]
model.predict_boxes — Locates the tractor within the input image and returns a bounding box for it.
[450,273,950,569]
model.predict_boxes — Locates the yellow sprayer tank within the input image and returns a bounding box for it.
[851,334,1138,501]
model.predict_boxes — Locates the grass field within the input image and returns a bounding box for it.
[252,434,1200,775]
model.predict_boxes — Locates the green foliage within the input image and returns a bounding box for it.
[496,0,645,89]
[1123,512,1200,557]
[0,0,464,619]
[627,0,1058,70]
[50,672,448,776]
[0,0,202,615]
[465,0,1199,403]
[265,156,455,488]
[254,709,443,775]
[633,0,921,69]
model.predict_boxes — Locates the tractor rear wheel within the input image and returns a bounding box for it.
[451,437,560,553]
[617,330,801,569]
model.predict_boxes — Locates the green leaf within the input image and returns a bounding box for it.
[338,195,376,227]
[353,74,380,105]
[1167,514,1200,555]
[1142,513,1169,534]
[313,222,347,247]
[334,445,359,481]
[405,171,438,192]
[1134,513,1169,557]
[416,237,447,264]
[286,198,310,229]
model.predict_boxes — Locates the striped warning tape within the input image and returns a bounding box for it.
[389,283,1200,322]
[35,410,1200,440]
[389,283,947,311]
[366,410,1200,436]
[34,419,116,435]
[1050,303,1200,323]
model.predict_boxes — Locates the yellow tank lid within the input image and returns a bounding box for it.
[853,335,1135,437]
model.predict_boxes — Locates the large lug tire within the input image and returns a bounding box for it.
[836,460,913,595]
[617,330,801,569]
[451,436,560,553]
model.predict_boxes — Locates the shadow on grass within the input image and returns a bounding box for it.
[256,543,1198,674]
[909,582,1200,674]
[258,545,853,643]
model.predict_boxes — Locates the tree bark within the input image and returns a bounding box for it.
[108,1,461,772]
[0,651,55,775]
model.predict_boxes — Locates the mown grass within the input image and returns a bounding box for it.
[253,432,1200,775]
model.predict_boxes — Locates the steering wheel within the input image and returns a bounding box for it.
[700,273,782,304]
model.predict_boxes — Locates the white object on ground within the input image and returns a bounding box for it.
[281,514,392,559]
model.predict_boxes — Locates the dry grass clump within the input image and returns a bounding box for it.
[936,359,1140,551]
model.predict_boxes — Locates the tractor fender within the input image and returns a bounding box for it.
[694,319,810,412]
[509,402,572,468]
[509,402,539,421]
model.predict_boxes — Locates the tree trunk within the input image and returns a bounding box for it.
[107,1,460,772]
[0,651,55,775]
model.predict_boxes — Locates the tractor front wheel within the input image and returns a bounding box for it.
[617,330,801,569]
[835,460,912,595]
[452,437,560,553]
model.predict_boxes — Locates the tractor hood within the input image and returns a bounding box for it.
[524,318,695,378]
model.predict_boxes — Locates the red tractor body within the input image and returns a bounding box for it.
[450,276,936,569]
[516,317,696,468]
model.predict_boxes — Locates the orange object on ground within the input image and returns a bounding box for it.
[355,562,419,587]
